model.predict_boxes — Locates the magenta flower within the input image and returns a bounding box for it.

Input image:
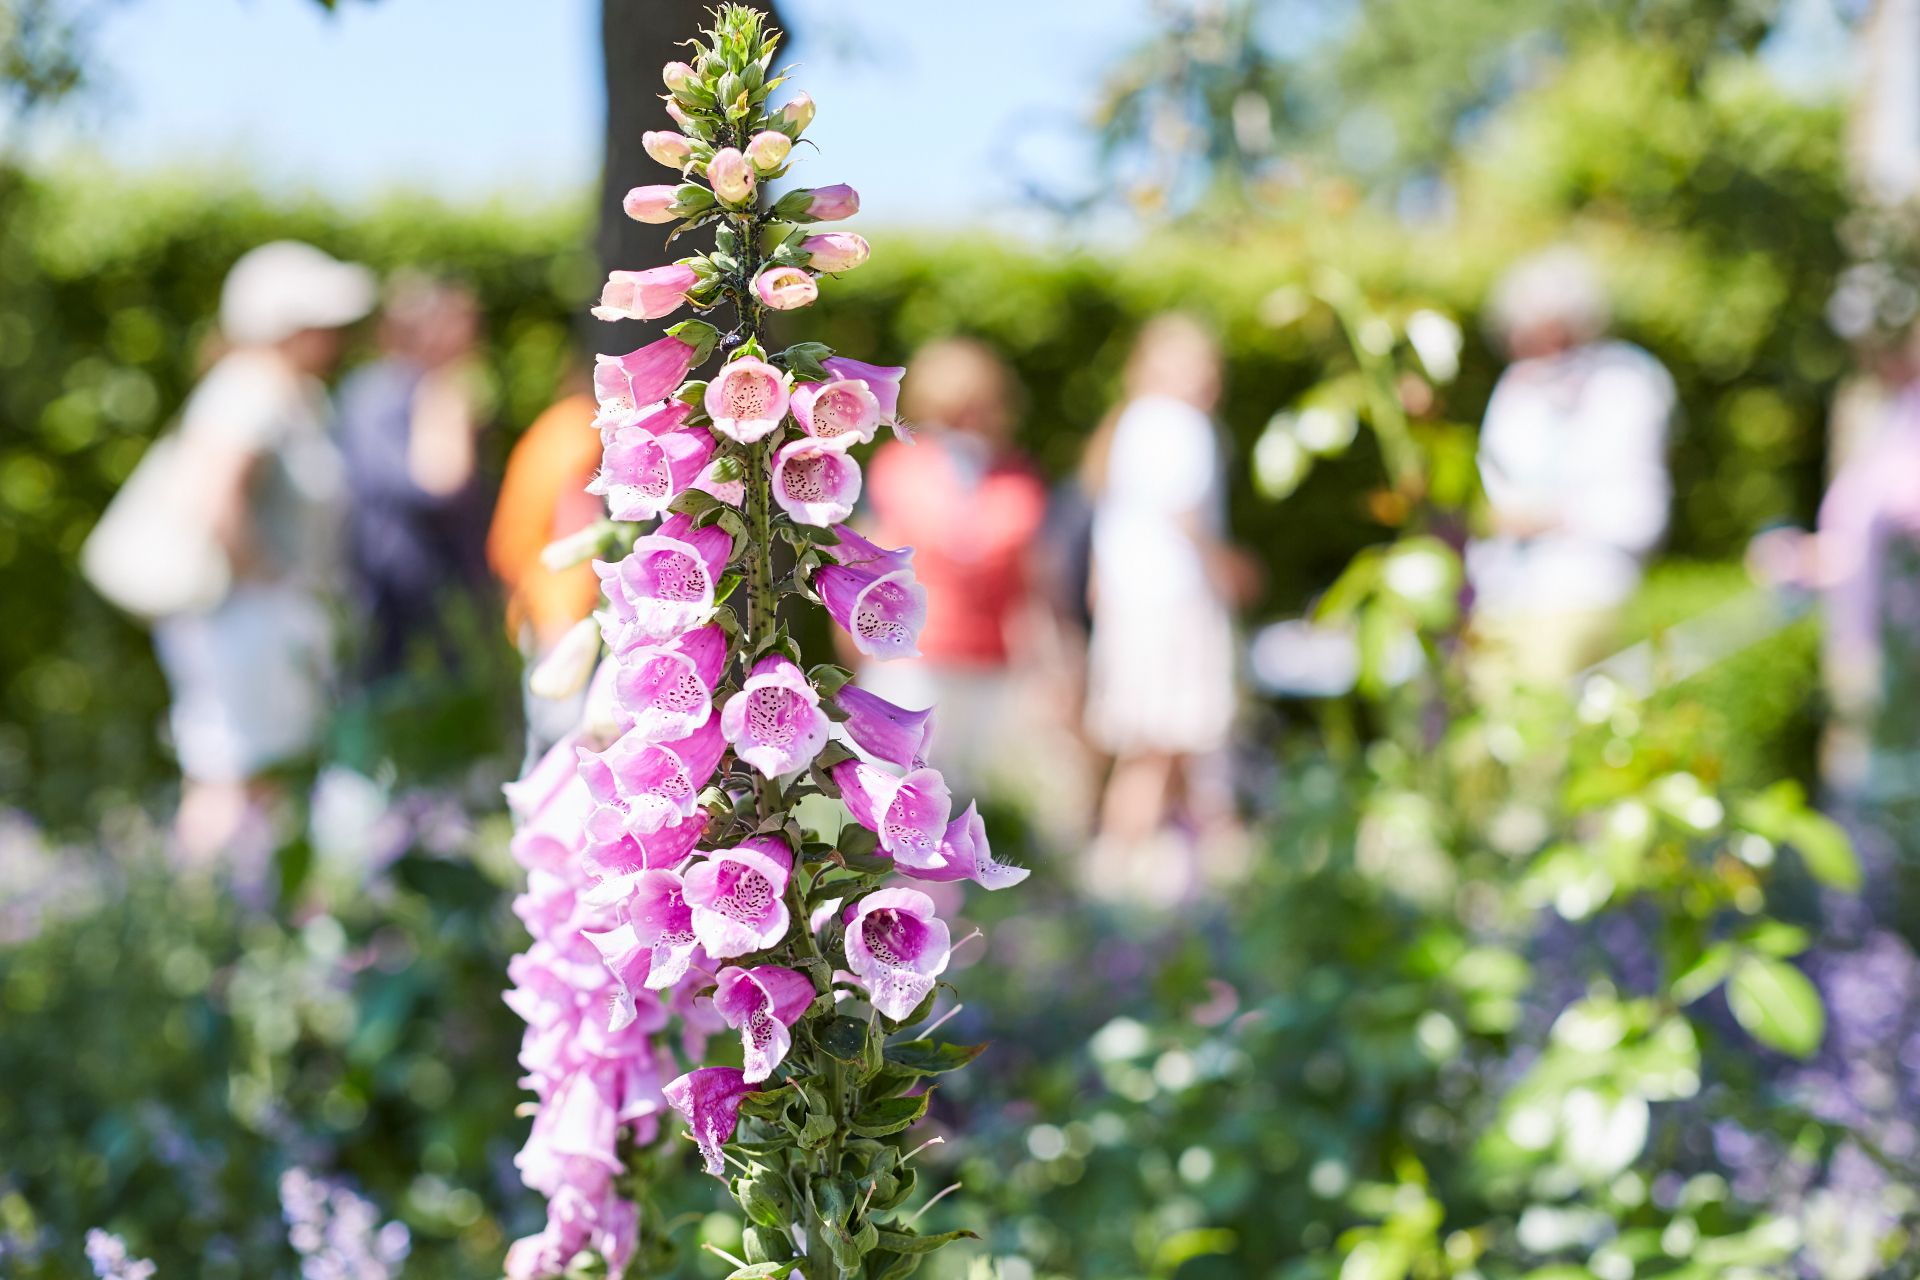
[589,403,715,522]
[822,526,915,575]
[707,147,755,204]
[843,888,951,1021]
[663,1066,754,1177]
[745,129,792,172]
[821,356,906,434]
[681,836,793,959]
[642,129,692,169]
[578,717,726,835]
[704,356,792,444]
[771,436,862,527]
[832,759,953,866]
[720,655,831,777]
[594,513,733,650]
[612,624,728,742]
[753,265,818,311]
[713,964,815,1082]
[801,232,870,273]
[836,684,934,770]
[591,264,699,322]
[778,182,860,223]
[897,802,1029,891]
[594,334,702,414]
[581,808,706,901]
[621,184,681,225]
[790,377,881,446]
[817,561,928,660]
[582,866,703,1025]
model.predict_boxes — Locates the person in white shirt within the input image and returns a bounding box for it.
[1468,248,1676,684]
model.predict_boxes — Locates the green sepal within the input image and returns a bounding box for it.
[723,1264,797,1280]
[795,1110,836,1150]
[871,1227,977,1255]
[883,1040,988,1077]
[779,341,834,382]
[739,1084,794,1120]
[808,663,853,696]
[666,318,721,364]
[713,570,743,605]
[740,1227,793,1267]
[849,1090,930,1138]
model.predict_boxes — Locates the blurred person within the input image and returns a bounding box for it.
[151,241,376,863]
[1081,314,1251,892]
[488,364,605,760]
[855,338,1053,801]
[1468,247,1675,685]
[335,274,491,681]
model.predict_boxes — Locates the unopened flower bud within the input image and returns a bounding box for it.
[801,232,870,273]
[707,148,755,205]
[527,616,601,701]
[745,130,792,174]
[774,183,859,224]
[662,61,696,93]
[622,184,681,224]
[777,91,815,136]
[643,130,693,170]
[539,522,610,573]
[753,266,818,311]
[665,99,696,131]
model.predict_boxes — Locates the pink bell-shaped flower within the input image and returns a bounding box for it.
[712,964,816,1082]
[704,356,792,444]
[789,377,881,446]
[832,759,952,867]
[816,561,927,661]
[594,513,733,651]
[836,684,934,771]
[843,888,951,1021]
[720,655,831,778]
[801,233,870,273]
[895,802,1029,891]
[771,436,862,527]
[681,836,793,960]
[591,264,699,322]
[612,624,728,743]
[662,1066,754,1177]
[578,717,726,836]
[821,356,905,435]
[589,402,715,522]
[594,333,703,414]
[822,526,915,575]
[753,265,818,311]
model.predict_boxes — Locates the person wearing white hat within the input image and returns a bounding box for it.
[150,240,376,865]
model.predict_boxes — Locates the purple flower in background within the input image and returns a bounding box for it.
[85,1230,156,1280]
[771,436,862,527]
[682,837,794,959]
[843,888,951,1020]
[594,513,733,651]
[721,656,831,777]
[837,685,935,770]
[612,624,727,743]
[278,1168,411,1280]
[714,964,816,1081]
[664,1066,755,1177]
[833,759,952,866]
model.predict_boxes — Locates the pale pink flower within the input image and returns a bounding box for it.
[801,233,870,273]
[713,964,815,1082]
[593,512,733,651]
[642,130,692,169]
[753,266,818,311]
[665,98,696,130]
[776,91,815,135]
[663,1066,754,1177]
[817,561,928,660]
[896,802,1029,891]
[662,61,696,93]
[594,333,704,414]
[720,655,831,777]
[776,183,859,223]
[681,836,793,959]
[821,356,906,434]
[745,130,792,172]
[578,718,726,836]
[591,264,698,322]
[703,356,791,444]
[589,402,714,522]
[771,436,862,527]
[843,888,951,1021]
[836,685,934,771]
[612,623,728,742]
[789,377,881,445]
[621,184,681,224]
[832,760,953,866]
[706,147,755,205]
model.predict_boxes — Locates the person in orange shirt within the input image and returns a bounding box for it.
[487,367,605,757]
[856,338,1052,799]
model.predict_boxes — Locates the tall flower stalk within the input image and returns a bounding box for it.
[504,8,1024,1278]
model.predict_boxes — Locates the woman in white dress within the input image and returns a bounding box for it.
[1082,315,1245,876]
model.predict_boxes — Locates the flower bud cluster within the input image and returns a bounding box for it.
[502,8,1021,1280]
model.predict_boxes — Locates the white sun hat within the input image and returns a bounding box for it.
[219,240,378,346]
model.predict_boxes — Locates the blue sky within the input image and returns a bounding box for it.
[52,0,1157,226]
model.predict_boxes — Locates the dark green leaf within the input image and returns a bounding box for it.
[850,1090,930,1137]
[872,1227,978,1255]
[819,1014,870,1062]
[883,1040,987,1076]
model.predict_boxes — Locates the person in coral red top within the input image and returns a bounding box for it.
[854,338,1050,796]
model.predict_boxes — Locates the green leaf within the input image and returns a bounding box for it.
[665,318,720,364]
[1669,942,1733,1005]
[883,1040,988,1076]
[795,1111,836,1150]
[739,1084,793,1119]
[850,1090,930,1137]
[724,1264,798,1280]
[1740,920,1810,959]
[780,340,834,381]
[808,663,852,696]
[872,1227,979,1255]
[871,1253,925,1280]
[819,1015,870,1062]
[713,570,743,606]
[1784,811,1860,890]
[836,823,880,862]
[1727,956,1824,1058]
